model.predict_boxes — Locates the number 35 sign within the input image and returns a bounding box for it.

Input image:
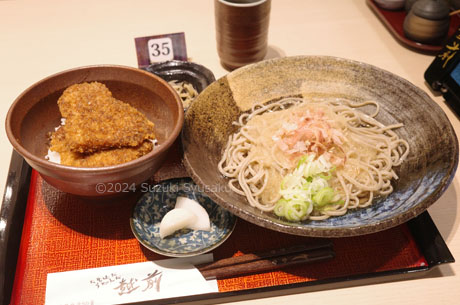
[135,32,187,68]
[148,37,173,62]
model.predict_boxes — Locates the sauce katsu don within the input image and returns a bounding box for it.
[47,82,156,167]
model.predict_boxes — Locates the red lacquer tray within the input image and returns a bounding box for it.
[367,0,460,53]
[0,151,455,304]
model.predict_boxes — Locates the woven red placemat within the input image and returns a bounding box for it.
[10,170,427,304]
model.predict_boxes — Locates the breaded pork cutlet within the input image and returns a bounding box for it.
[57,82,113,117]
[50,127,153,167]
[57,82,155,153]
[47,81,157,167]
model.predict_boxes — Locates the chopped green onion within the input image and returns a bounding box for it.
[322,200,345,211]
[312,187,335,206]
[276,153,342,222]
[297,155,307,168]
[319,171,332,180]
[274,199,310,222]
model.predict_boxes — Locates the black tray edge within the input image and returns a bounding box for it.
[0,151,32,304]
[127,266,433,305]
[407,211,455,266]
[0,153,454,305]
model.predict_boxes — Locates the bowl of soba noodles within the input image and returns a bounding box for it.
[181,56,458,237]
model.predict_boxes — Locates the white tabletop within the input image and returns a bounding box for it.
[1,0,459,304]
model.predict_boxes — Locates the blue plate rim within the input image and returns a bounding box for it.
[130,178,237,258]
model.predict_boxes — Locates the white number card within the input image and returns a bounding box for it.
[44,254,217,305]
[135,32,187,68]
[148,37,174,62]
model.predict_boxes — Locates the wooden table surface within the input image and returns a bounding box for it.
[1,0,459,304]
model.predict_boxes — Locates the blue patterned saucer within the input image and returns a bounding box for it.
[130,178,237,257]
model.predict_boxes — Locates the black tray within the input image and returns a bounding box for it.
[0,151,455,305]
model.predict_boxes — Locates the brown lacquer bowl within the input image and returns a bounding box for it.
[182,56,458,237]
[6,65,184,197]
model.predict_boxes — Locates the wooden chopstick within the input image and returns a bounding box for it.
[196,240,335,280]
[197,239,332,271]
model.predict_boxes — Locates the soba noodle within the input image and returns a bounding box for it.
[218,97,409,221]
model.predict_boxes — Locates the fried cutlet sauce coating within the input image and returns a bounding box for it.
[51,127,153,167]
[57,82,155,153]
[48,82,156,167]
[57,82,113,118]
